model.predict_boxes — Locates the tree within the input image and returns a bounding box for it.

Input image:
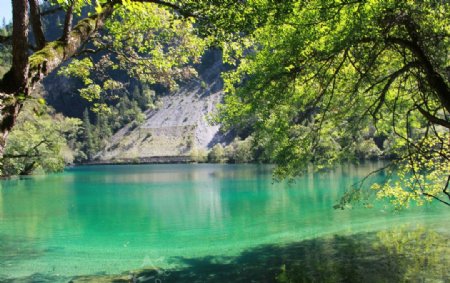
[217,0,450,207]
[2,99,81,176]
[0,0,212,157]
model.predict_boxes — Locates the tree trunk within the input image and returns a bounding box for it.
[62,0,75,43]
[29,0,46,50]
[0,0,29,157]
[11,0,29,90]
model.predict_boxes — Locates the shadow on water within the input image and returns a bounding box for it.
[0,235,43,265]
[1,226,449,283]
[158,226,449,283]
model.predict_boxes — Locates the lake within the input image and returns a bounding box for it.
[0,163,449,282]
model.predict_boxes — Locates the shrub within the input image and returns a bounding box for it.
[208,144,226,163]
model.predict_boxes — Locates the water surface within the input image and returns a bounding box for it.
[0,164,448,282]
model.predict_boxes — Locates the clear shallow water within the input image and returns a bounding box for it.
[0,163,449,282]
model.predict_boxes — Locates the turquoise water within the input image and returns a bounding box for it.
[0,163,449,282]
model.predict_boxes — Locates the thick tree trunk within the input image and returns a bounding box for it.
[0,0,29,156]
[11,0,29,91]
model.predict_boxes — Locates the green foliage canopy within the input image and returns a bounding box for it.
[2,99,81,176]
[216,0,450,207]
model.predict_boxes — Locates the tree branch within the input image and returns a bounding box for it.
[444,175,450,201]
[416,105,450,128]
[2,138,48,159]
[3,153,41,158]
[371,61,418,117]
[422,193,450,206]
[386,34,450,114]
[29,0,46,50]
[62,0,75,43]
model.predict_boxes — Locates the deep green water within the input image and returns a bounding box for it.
[0,163,449,282]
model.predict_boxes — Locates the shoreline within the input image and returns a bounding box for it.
[77,156,194,166]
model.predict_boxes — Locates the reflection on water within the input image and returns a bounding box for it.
[0,164,449,281]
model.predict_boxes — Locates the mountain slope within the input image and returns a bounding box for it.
[95,50,229,162]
